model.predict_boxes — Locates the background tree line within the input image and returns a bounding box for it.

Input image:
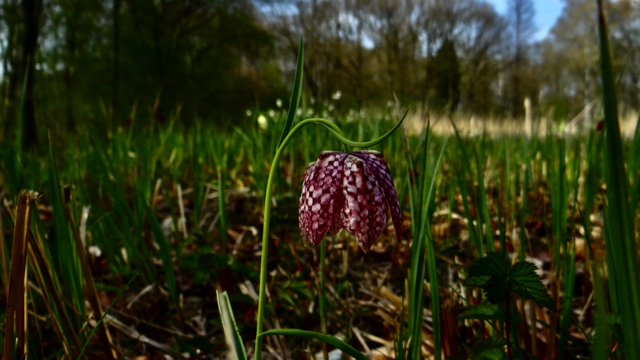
[0,0,638,148]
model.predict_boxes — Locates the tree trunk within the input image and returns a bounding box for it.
[112,0,121,124]
[64,4,78,131]
[2,2,20,140]
[21,0,41,150]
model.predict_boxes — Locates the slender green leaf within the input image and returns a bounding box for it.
[217,291,248,360]
[77,274,138,360]
[597,2,640,358]
[277,35,304,149]
[259,329,368,360]
[148,207,179,310]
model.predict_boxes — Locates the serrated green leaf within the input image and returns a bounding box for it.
[468,252,509,278]
[484,275,509,304]
[509,261,555,310]
[471,337,507,358]
[476,353,507,360]
[463,275,491,288]
[459,303,523,326]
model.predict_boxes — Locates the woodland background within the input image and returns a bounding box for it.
[0,0,639,147]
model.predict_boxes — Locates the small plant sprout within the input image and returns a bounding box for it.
[299,150,401,251]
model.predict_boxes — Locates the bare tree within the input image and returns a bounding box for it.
[459,1,508,114]
[507,0,535,117]
[21,0,43,149]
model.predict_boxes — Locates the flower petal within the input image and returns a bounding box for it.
[340,155,388,252]
[329,194,344,237]
[351,151,402,240]
[298,151,347,246]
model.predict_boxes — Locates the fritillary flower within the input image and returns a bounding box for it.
[299,150,402,252]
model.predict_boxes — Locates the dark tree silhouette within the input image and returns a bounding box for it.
[20,0,42,149]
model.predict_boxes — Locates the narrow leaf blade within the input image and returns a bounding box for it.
[277,36,304,149]
[259,329,368,360]
[217,291,248,360]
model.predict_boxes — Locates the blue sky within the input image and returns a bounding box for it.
[486,0,565,40]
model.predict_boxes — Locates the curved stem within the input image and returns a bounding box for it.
[505,293,512,360]
[253,116,404,359]
[254,118,344,360]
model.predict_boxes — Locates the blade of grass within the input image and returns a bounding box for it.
[210,136,229,249]
[0,200,8,296]
[406,126,448,360]
[596,2,640,358]
[26,227,81,356]
[259,329,368,360]
[63,192,118,360]
[49,136,85,320]
[449,117,484,254]
[591,255,609,360]
[77,273,137,360]
[3,190,38,359]
[403,122,427,359]
[277,35,303,149]
[217,290,248,360]
[475,149,494,253]
[147,206,182,321]
[629,115,640,220]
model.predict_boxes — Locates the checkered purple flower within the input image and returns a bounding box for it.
[299,150,402,252]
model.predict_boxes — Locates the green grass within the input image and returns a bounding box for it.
[0,103,638,358]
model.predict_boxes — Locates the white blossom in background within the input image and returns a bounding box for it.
[257,114,268,129]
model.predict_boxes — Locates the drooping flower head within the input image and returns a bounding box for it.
[299,150,401,252]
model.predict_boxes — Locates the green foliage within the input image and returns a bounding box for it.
[459,304,505,322]
[470,338,508,360]
[464,252,554,310]
[403,121,447,360]
[596,1,640,358]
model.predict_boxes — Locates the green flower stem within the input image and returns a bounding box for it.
[320,237,328,360]
[254,118,345,360]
